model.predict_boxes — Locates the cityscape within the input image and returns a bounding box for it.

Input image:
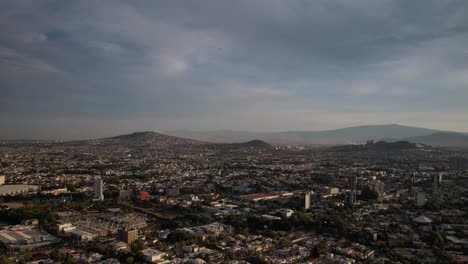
[0,130,467,263]
[1,1,468,264]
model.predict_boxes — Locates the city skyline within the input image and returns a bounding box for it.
[1,1,468,139]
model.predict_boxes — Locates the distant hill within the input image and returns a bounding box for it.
[169,130,263,143]
[0,139,54,145]
[228,140,273,149]
[168,124,439,145]
[330,140,426,152]
[63,131,204,148]
[403,132,468,148]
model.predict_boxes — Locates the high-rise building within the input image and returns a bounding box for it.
[345,191,356,206]
[369,181,385,195]
[432,174,443,192]
[304,191,311,210]
[117,229,138,244]
[0,175,5,185]
[449,157,468,171]
[416,192,426,207]
[94,179,104,201]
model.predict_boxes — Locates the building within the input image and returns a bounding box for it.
[432,174,443,192]
[417,192,426,207]
[140,248,167,262]
[345,191,356,206]
[321,187,339,197]
[304,191,311,210]
[0,225,59,251]
[94,179,104,201]
[369,181,385,195]
[138,191,150,201]
[449,157,468,171]
[119,189,134,200]
[276,208,294,218]
[117,229,138,244]
[41,188,68,196]
[0,175,4,185]
[57,222,76,233]
[68,229,98,241]
[0,185,39,196]
[240,192,281,202]
[165,188,180,197]
[21,219,39,225]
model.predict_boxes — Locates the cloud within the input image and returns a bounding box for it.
[349,83,382,95]
[159,55,189,76]
[1,0,468,139]
[0,46,61,73]
[87,41,123,53]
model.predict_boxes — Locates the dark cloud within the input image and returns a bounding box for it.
[1,0,468,139]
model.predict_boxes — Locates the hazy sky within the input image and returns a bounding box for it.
[1,1,468,140]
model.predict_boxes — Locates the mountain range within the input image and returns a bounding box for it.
[168,124,468,147]
[2,124,468,148]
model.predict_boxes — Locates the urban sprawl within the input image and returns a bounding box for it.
[0,133,467,264]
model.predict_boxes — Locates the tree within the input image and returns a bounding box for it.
[430,232,445,249]
[167,230,196,244]
[19,253,34,264]
[0,256,14,264]
[124,256,134,264]
[49,249,65,261]
[64,253,76,264]
[313,243,328,257]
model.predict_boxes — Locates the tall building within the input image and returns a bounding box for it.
[0,175,5,185]
[449,157,468,171]
[117,228,138,244]
[304,191,311,210]
[369,181,384,195]
[417,192,426,207]
[432,174,443,192]
[345,191,356,206]
[94,179,104,201]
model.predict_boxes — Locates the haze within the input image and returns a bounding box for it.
[1,1,468,140]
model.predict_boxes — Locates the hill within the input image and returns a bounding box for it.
[229,140,273,149]
[330,141,426,152]
[404,132,468,148]
[168,124,438,145]
[63,131,204,148]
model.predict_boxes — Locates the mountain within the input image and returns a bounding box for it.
[63,131,204,148]
[228,140,273,149]
[403,132,468,148]
[168,124,438,145]
[169,130,263,143]
[331,140,427,152]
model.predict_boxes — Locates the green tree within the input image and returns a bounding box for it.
[313,243,328,257]
[167,230,196,244]
[0,256,14,264]
[64,253,76,264]
[124,256,134,264]
[18,253,34,264]
[49,249,65,261]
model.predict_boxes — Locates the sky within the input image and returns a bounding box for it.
[1,0,468,140]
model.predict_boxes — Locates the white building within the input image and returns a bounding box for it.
[0,185,39,196]
[304,191,311,210]
[417,192,426,207]
[140,248,167,262]
[94,179,104,201]
[276,208,294,218]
